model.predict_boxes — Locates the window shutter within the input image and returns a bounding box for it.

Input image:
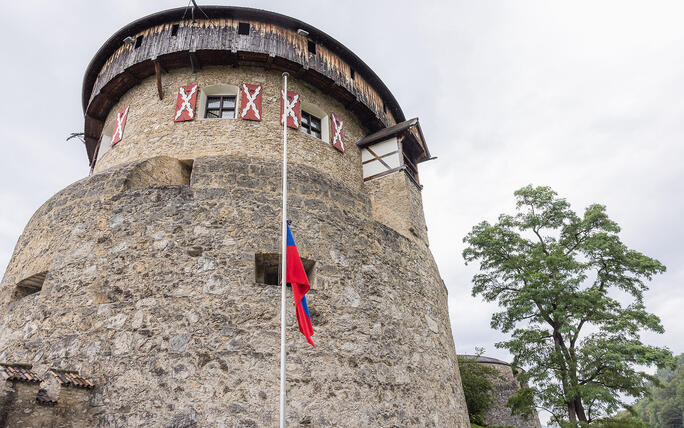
[280,90,300,129]
[330,112,344,152]
[111,105,130,146]
[240,83,262,121]
[173,84,199,122]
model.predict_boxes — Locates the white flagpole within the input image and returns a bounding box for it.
[279,72,289,428]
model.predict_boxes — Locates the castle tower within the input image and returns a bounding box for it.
[0,6,469,427]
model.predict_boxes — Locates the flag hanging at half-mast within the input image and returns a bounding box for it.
[286,223,315,347]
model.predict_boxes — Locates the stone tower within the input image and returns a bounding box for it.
[459,355,542,428]
[0,6,469,427]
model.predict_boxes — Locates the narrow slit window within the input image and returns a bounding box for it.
[307,40,316,55]
[171,24,179,37]
[238,22,250,35]
[13,271,47,300]
[204,95,236,119]
[300,111,322,139]
[255,253,315,286]
[383,102,387,113]
[350,68,355,80]
[134,35,143,49]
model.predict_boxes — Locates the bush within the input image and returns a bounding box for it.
[590,416,649,428]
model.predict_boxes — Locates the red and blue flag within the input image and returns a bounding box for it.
[286,223,315,347]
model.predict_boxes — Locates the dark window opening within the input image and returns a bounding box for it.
[134,35,143,49]
[13,271,47,300]
[255,253,315,286]
[205,95,236,119]
[238,22,250,35]
[300,111,322,139]
[382,102,387,113]
[307,40,316,55]
[171,24,180,37]
[350,68,355,80]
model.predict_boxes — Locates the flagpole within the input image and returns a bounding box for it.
[279,71,289,428]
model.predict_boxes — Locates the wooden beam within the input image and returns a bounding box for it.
[189,51,201,73]
[265,54,275,70]
[122,70,140,84]
[153,60,163,100]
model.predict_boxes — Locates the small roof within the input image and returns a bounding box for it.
[49,369,95,389]
[0,363,42,383]
[458,355,511,366]
[356,118,431,164]
[82,6,405,124]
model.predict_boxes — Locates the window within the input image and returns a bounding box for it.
[350,68,355,80]
[134,35,143,49]
[13,271,47,300]
[205,96,236,119]
[171,24,179,37]
[238,22,250,35]
[301,111,322,138]
[198,84,239,119]
[307,40,316,55]
[255,253,315,286]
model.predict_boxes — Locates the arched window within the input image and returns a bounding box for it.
[197,84,240,119]
[299,100,329,143]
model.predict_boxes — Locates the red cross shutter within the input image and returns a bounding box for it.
[173,84,199,122]
[111,105,130,146]
[330,112,344,152]
[240,83,263,121]
[280,90,300,129]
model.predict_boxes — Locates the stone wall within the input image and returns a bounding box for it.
[365,170,429,246]
[0,379,94,427]
[95,66,368,195]
[482,362,541,428]
[1,155,470,427]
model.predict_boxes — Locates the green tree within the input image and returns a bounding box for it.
[463,185,672,425]
[634,353,684,427]
[458,352,498,425]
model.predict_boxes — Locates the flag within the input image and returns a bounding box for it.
[286,223,315,347]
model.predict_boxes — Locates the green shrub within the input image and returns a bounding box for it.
[589,416,648,428]
[457,355,499,425]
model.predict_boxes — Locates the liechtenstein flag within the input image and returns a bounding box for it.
[286,223,315,347]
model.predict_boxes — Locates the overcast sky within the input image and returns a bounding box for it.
[1,1,683,422]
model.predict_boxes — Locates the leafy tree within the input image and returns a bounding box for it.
[463,185,672,425]
[634,353,684,427]
[458,352,498,425]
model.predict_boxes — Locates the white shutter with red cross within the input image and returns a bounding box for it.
[280,90,300,129]
[330,112,344,152]
[173,84,199,122]
[111,105,130,146]
[240,83,262,121]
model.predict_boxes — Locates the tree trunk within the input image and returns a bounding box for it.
[567,402,577,422]
[574,396,588,422]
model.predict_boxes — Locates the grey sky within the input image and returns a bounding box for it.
[1,1,683,422]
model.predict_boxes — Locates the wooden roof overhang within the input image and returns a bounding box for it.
[81,6,408,165]
[356,118,431,165]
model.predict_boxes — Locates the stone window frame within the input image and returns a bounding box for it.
[300,111,322,138]
[204,95,237,119]
[197,84,241,121]
[299,100,329,144]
